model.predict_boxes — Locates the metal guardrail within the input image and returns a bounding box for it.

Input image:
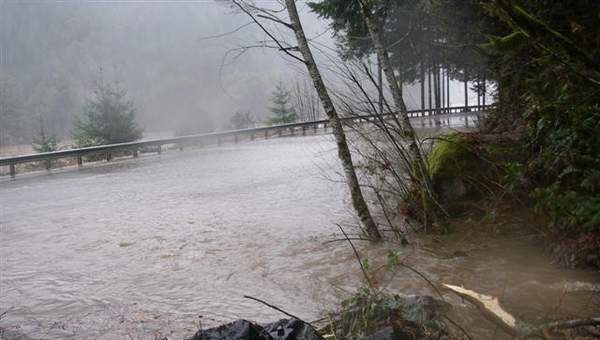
[0,104,494,177]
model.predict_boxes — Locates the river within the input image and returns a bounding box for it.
[1,131,598,339]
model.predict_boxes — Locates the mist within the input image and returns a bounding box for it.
[0,0,337,144]
[1,0,477,149]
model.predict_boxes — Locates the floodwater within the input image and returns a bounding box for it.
[1,128,598,339]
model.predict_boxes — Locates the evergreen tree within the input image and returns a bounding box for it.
[32,117,57,169]
[73,79,143,147]
[267,82,296,125]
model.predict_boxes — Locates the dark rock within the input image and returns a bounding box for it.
[437,177,467,201]
[189,318,323,340]
[396,295,448,324]
[190,320,272,340]
[263,319,323,340]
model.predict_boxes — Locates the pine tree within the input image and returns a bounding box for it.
[73,79,143,147]
[267,82,296,125]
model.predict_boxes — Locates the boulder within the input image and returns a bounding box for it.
[189,318,323,340]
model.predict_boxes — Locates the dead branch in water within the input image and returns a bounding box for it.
[443,283,518,337]
[323,237,373,245]
[243,295,309,326]
[443,283,600,339]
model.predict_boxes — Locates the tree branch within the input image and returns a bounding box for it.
[230,0,305,64]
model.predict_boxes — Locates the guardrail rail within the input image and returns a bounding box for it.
[0,104,495,177]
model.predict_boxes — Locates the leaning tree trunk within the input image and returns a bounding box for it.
[284,0,381,240]
[357,2,423,163]
[358,0,438,227]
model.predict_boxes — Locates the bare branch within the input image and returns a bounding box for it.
[256,14,293,30]
[243,295,314,328]
[230,0,305,64]
[196,21,254,41]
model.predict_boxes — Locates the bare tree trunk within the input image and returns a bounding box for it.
[357,2,424,160]
[284,0,381,240]
[446,68,450,109]
[433,61,441,123]
[441,66,445,112]
[420,62,425,114]
[482,77,486,108]
[377,54,384,115]
[477,79,481,110]
[428,64,432,112]
[464,69,469,126]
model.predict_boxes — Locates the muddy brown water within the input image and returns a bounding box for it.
[1,133,598,339]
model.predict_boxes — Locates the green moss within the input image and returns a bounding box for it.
[427,133,478,182]
[426,133,495,207]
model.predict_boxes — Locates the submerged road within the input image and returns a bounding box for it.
[0,135,362,339]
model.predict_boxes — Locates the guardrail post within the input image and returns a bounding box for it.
[157,145,162,154]
[264,130,269,139]
[77,155,83,166]
[302,126,306,136]
[133,148,139,158]
[289,127,294,136]
[313,124,317,133]
[106,152,112,162]
[278,129,282,137]
[9,163,16,177]
[323,122,328,131]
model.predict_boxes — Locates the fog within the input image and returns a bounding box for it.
[0,0,337,143]
[0,0,475,149]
